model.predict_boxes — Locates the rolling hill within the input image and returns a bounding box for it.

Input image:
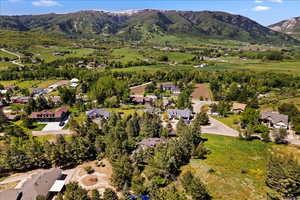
[0,9,299,45]
[269,17,300,40]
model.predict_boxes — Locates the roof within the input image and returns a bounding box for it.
[86,108,111,119]
[70,78,79,83]
[29,107,68,119]
[0,168,62,200]
[232,102,247,111]
[139,138,166,147]
[168,109,192,119]
[260,111,288,125]
[49,180,65,192]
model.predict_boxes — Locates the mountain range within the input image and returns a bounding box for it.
[0,9,299,45]
[269,17,300,40]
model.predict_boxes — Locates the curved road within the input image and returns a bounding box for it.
[1,48,24,67]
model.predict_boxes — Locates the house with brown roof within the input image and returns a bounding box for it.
[29,107,68,122]
[231,102,247,113]
[0,168,65,200]
[260,111,289,129]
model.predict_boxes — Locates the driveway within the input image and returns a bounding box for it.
[192,99,214,113]
[201,117,239,137]
[42,122,63,131]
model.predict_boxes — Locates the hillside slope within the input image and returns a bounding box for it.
[269,17,300,40]
[0,10,299,45]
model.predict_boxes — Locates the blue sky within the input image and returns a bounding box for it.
[1,0,299,25]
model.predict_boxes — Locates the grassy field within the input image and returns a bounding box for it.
[181,134,271,200]
[0,62,16,70]
[0,79,59,89]
[28,46,95,63]
[209,60,300,74]
[111,64,193,72]
[0,50,18,60]
[181,134,300,200]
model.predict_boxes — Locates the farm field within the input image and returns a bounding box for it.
[0,79,60,89]
[181,134,276,200]
[130,82,152,95]
[111,64,193,72]
[27,46,95,62]
[223,61,300,74]
[191,84,212,101]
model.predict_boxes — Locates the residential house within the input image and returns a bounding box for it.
[131,96,144,104]
[161,83,181,95]
[231,102,247,113]
[86,108,111,119]
[143,108,162,115]
[0,168,65,200]
[167,109,192,120]
[32,88,47,96]
[29,107,68,122]
[260,111,289,129]
[13,96,30,104]
[139,138,166,148]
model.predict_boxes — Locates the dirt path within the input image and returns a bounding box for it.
[0,48,24,67]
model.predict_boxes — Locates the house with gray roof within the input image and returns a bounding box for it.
[0,168,64,200]
[86,108,111,119]
[167,109,192,120]
[161,83,181,95]
[260,111,289,129]
[139,138,166,148]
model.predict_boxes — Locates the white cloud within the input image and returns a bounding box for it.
[252,6,271,11]
[32,0,60,7]
[268,0,283,3]
[255,0,264,3]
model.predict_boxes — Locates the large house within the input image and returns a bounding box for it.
[231,102,247,113]
[167,109,192,120]
[12,96,30,104]
[260,111,289,129]
[161,83,181,95]
[139,138,166,148]
[29,107,68,122]
[86,108,111,119]
[0,168,65,200]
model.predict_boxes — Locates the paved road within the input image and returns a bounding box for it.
[32,129,73,136]
[202,117,239,137]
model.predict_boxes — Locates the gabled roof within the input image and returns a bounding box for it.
[232,102,247,111]
[0,168,62,200]
[139,138,166,147]
[86,108,111,119]
[260,111,288,125]
[168,109,192,119]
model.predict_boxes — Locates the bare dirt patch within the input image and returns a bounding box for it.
[191,84,211,100]
[81,175,98,186]
[130,82,152,95]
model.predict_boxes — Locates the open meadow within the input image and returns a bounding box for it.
[181,134,300,200]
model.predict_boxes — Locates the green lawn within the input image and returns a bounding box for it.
[212,114,241,130]
[181,134,271,200]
